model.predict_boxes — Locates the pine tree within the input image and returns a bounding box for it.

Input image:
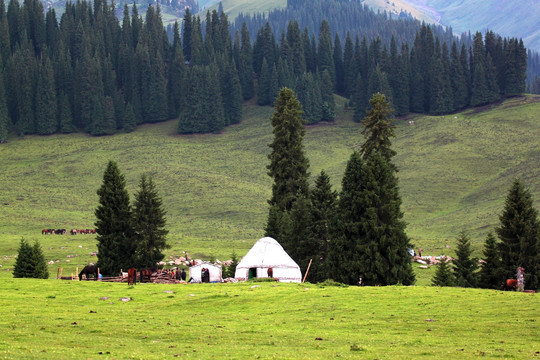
[317,20,334,85]
[167,21,186,119]
[182,7,192,62]
[31,240,48,279]
[450,41,469,111]
[257,58,272,106]
[358,152,415,286]
[285,194,315,278]
[35,54,57,134]
[361,92,396,162]
[95,161,135,276]
[333,33,344,94]
[238,22,254,100]
[267,87,309,212]
[320,70,335,122]
[220,59,242,125]
[132,174,170,269]
[452,230,478,287]
[431,258,455,286]
[13,238,34,278]
[329,151,365,285]
[496,178,540,289]
[58,91,74,133]
[310,170,338,283]
[478,232,502,289]
[123,102,136,133]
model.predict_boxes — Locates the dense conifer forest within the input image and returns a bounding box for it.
[0,0,528,141]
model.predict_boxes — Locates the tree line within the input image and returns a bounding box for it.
[432,178,539,291]
[0,0,528,143]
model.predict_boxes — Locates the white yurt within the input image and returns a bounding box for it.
[189,262,222,283]
[235,237,302,283]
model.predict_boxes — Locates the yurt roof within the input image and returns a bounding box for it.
[236,237,300,270]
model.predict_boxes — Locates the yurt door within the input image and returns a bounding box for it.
[248,268,257,279]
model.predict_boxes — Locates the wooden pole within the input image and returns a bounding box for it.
[59,267,63,279]
[57,267,60,280]
[75,267,79,281]
[302,259,313,283]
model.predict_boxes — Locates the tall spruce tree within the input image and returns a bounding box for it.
[361,92,395,162]
[95,161,135,276]
[34,53,57,134]
[452,230,478,287]
[132,174,170,269]
[266,87,309,212]
[310,170,337,283]
[358,151,415,285]
[478,232,502,289]
[329,151,365,285]
[496,179,540,289]
[238,22,254,100]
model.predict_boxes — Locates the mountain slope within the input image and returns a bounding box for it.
[0,96,539,266]
[363,0,540,51]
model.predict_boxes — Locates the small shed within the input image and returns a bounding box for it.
[235,237,302,283]
[189,262,222,283]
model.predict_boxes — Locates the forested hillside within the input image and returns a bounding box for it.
[0,0,527,142]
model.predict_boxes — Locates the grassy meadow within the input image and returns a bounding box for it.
[0,278,538,359]
[1,95,540,284]
[204,0,287,20]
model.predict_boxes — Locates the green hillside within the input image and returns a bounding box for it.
[203,0,286,19]
[1,96,539,280]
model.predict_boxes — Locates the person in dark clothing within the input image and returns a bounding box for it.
[181,269,186,281]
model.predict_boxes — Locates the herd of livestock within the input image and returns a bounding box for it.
[42,228,96,235]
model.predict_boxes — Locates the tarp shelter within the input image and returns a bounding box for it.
[189,262,222,283]
[235,237,302,283]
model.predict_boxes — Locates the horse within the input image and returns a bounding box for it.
[127,268,137,285]
[502,279,518,291]
[140,268,155,283]
[79,265,98,281]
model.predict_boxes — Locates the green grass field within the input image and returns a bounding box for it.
[204,0,286,20]
[0,278,538,359]
[0,96,540,284]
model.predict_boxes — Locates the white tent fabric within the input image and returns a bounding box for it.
[235,237,302,283]
[189,262,222,283]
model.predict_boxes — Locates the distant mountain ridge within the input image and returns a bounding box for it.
[362,0,540,51]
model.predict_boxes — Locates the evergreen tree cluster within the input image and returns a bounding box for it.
[432,179,540,291]
[95,161,170,276]
[0,0,243,137]
[0,0,529,141]
[235,1,527,119]
[266,89,414,286]
[13,238,48,279]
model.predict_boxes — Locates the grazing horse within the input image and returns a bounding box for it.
[79,265,98,281]
[502,279,518,291]
[127,268,137,285]
[140,268,155,283]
